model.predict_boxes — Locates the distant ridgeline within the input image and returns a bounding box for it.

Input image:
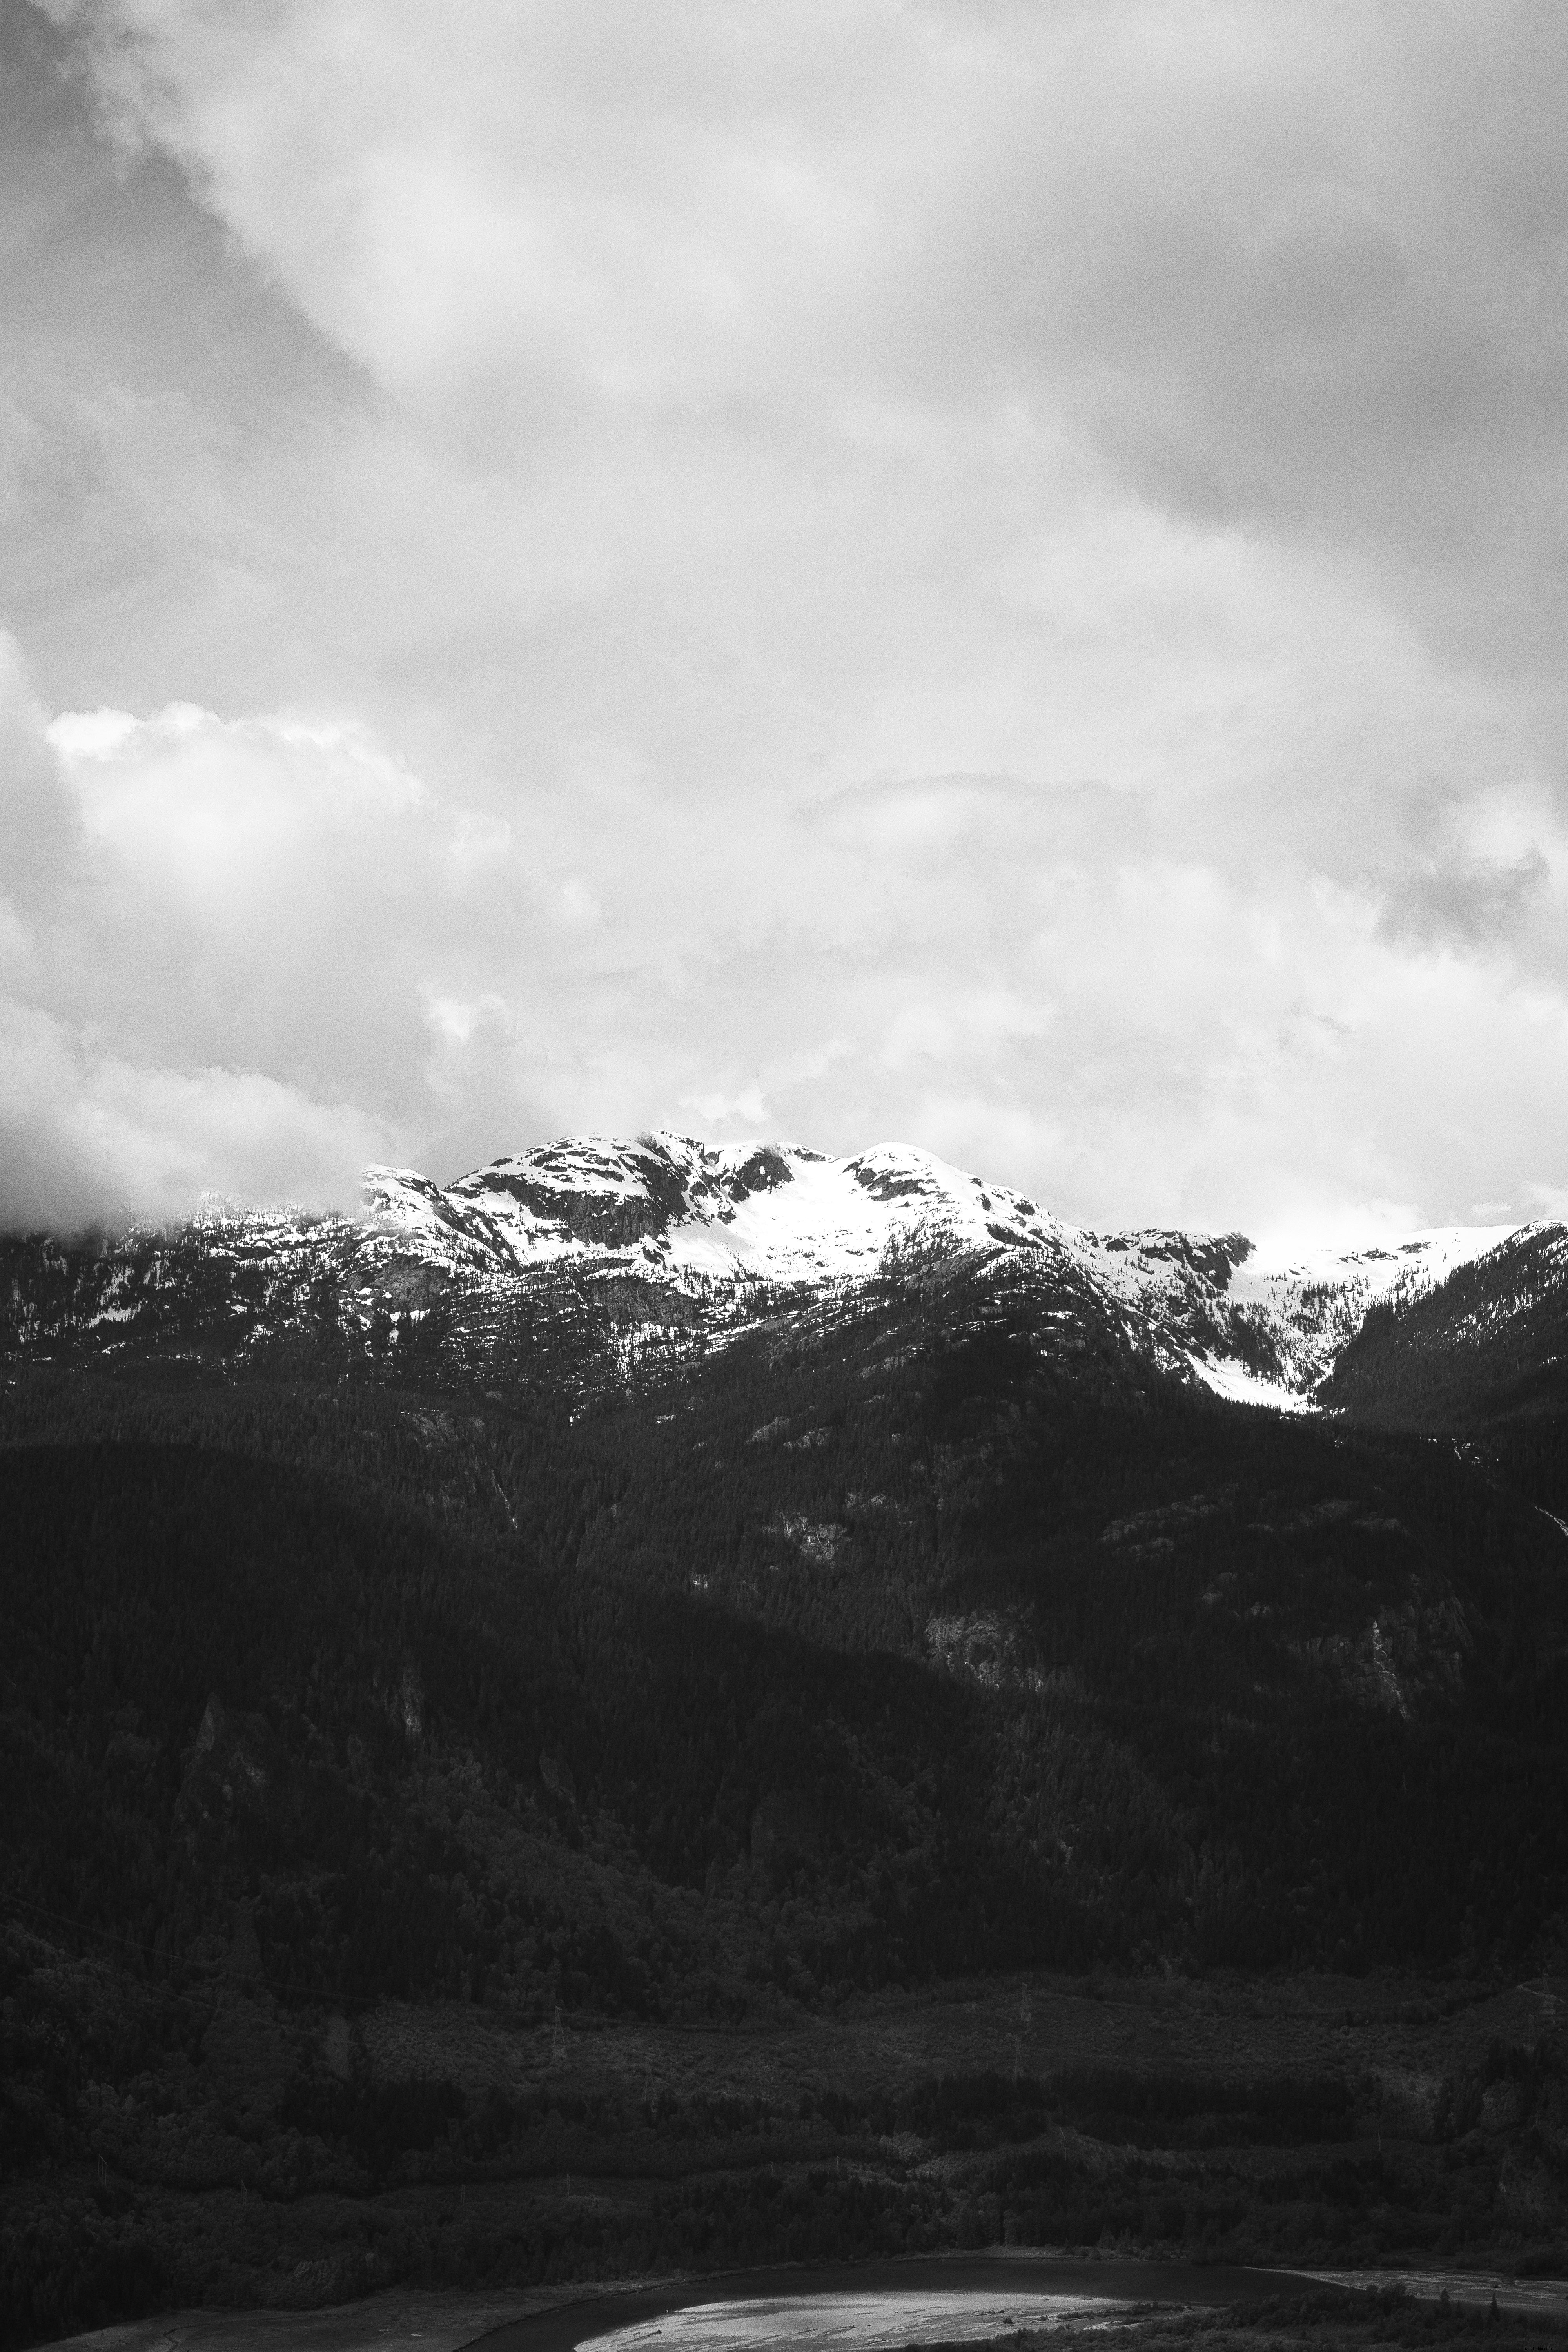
[2,1136,1567,2337]
[5,1129,1563,1414]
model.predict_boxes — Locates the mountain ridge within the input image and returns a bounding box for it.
[6,1132,1568,2331]
[3,1127,1547,1414]
[360,1130,1528,1408]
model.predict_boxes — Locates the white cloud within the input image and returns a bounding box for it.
[4,4,1568,1232]
[3,613,1567,1235]
[0,646,472,1220]
[0,996,384,1230]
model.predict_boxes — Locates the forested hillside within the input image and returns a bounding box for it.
[1319,1225,1568,1519]
[4,1238,1568,2338]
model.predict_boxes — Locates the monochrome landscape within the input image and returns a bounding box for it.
[4,1131,1568,2342]
[4,2,1568,2350]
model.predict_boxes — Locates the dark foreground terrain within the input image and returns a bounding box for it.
[974,2283,1568,2352]
[965,2287,1568,2352]
[3,1234,1567,2345]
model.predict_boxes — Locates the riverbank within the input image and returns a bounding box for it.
[49,2254,1568,2352]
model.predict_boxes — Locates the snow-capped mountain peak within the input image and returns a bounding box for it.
[365,1132,1065,1287]
[5,1130,1537,1415]
[359,1132,1532,1407]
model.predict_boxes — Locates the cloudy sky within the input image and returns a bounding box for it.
[3,0,1567,1239]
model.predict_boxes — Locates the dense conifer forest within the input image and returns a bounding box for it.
[3,1238,1567,2340]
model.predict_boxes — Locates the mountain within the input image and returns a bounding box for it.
[4,1136,1568,2340]
[365,1132,1526,1404]
[2,1129,1543,1413]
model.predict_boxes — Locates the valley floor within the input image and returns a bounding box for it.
[43,2257,1568,2352]
[10,1965,1565,2350]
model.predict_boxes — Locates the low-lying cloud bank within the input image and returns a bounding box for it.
[0,1000,384,1233]
[4,618,1567,1241]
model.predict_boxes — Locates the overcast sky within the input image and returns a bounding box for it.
[3,0,1567,1240]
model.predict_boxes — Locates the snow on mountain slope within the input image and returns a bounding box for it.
[1224,1226,1523,1393]
[362,1132,1528,1406]
[3,1122,1546,1423]
[365,1134,1063,1284]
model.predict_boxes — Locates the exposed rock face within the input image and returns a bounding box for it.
[176,1696,285,1839]
[472,1140,694,1248]
[395,1663,423,1744]
[725,1145,795,1198]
